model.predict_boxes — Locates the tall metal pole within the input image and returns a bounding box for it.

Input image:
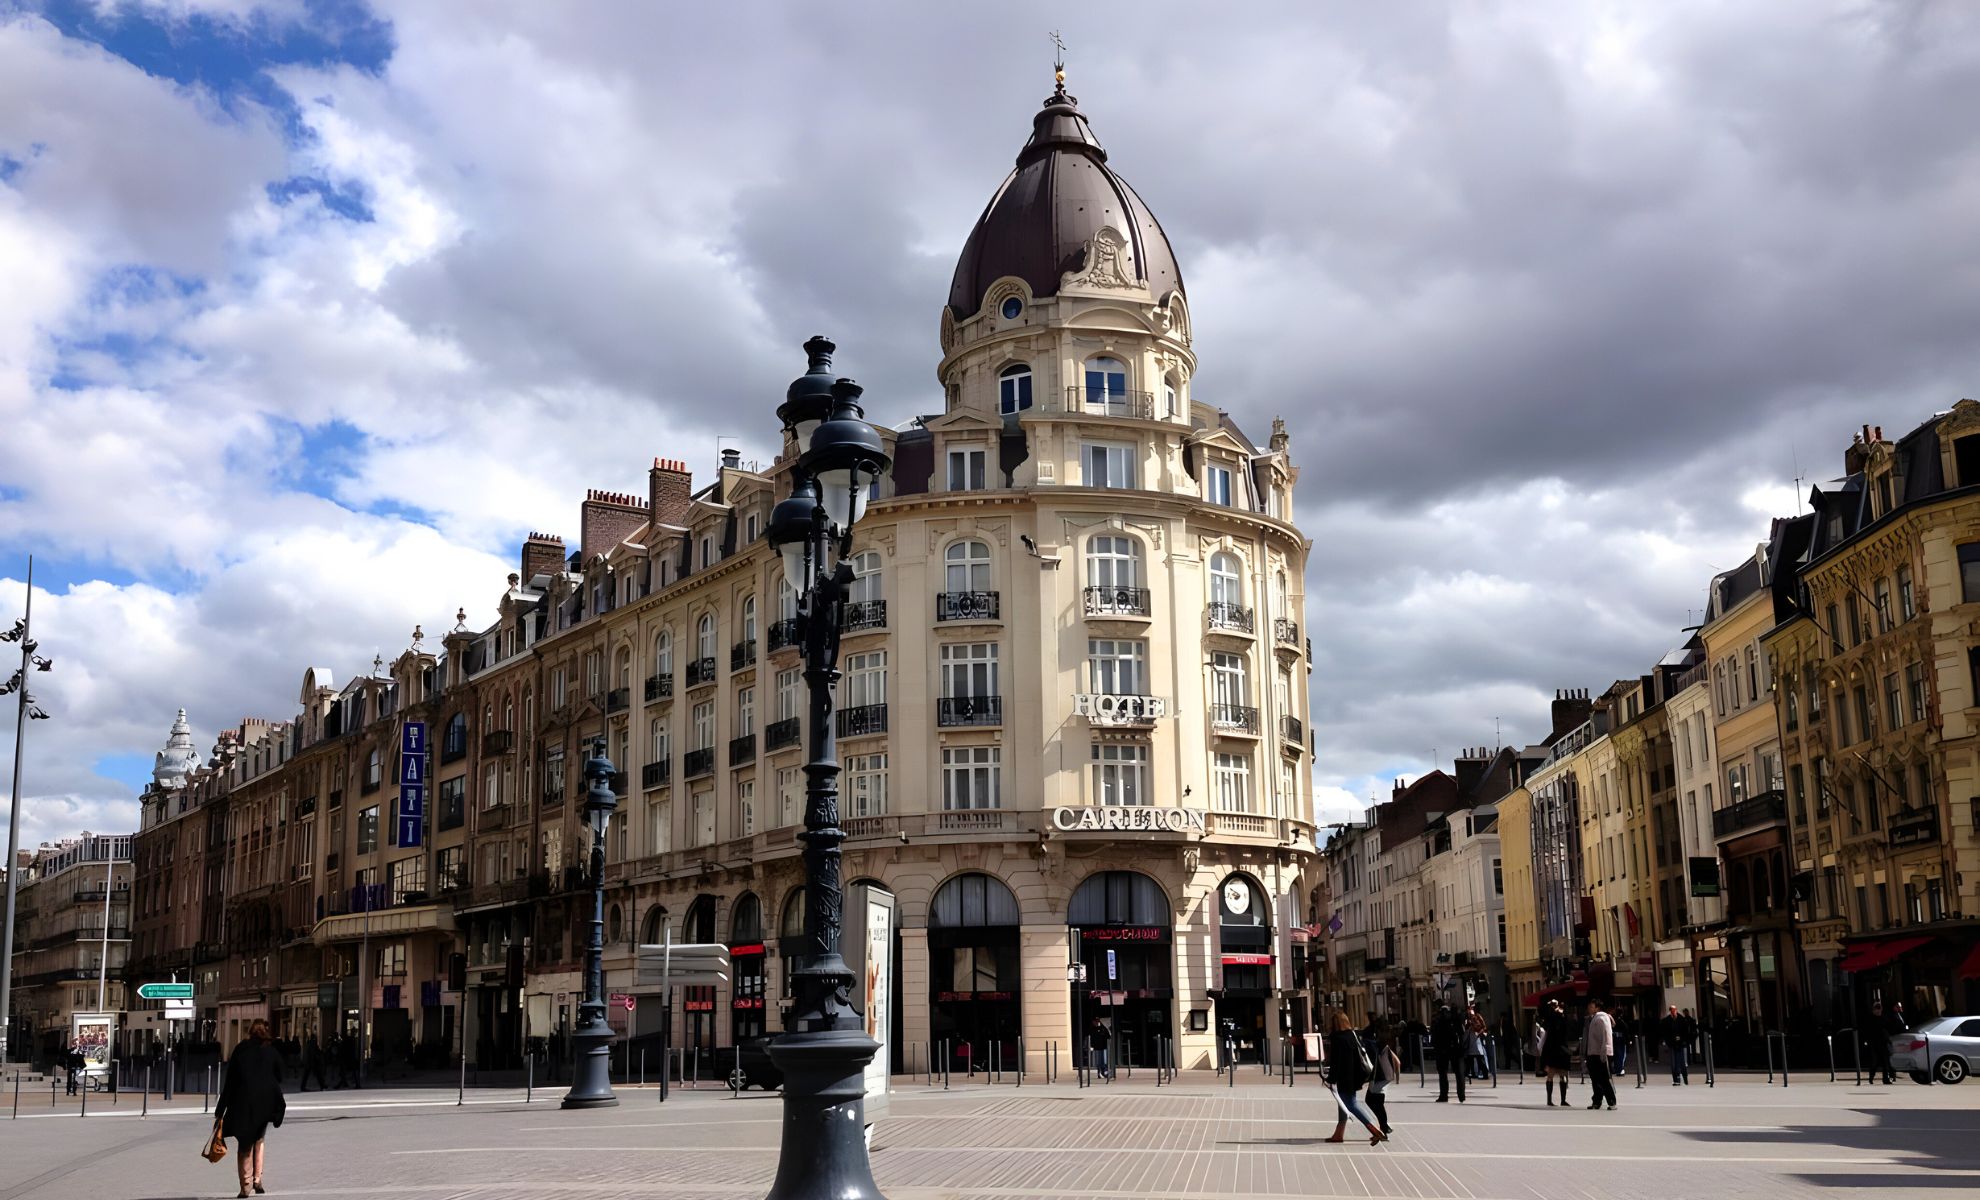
[1,556,34,1066]
[562,743,618,1108]
[96,851,113,1011]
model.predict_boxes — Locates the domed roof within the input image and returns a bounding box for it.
[152,707,201,791]
[948,83,1183,320]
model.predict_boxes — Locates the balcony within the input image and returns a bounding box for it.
[936,591,1000,622]
[837,703,889,739]
[605,688,630,714]
[765,716,802,752]
[729,733,757,766]
[646,674,673,703]
[1280,715,1305,747]
[768,618,803,652]
[683,747,715,779]
[1274,618,1300,647]
[731,641,757,671]
[845,600,887,632]
[479,803,511,831]
[1888,807,1940,848]
[937,696,1003,727]
[1083,586,1151,618]
[1713,789,1788,841]
[1206,602,1254,634]
[1059,385,1156,420]
[541,784,563,808]
[642,760,670,790]
[440,734,467,764]
[483,729,514,756]
[686,657,718,688]
[1211,703,1261,735]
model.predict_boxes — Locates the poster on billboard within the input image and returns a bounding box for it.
[846,881,895,1126]
[69,1012,116,1078]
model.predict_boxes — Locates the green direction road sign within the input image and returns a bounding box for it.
[136,982,194,1000]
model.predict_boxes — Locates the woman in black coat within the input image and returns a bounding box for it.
[1538,999,1574,1107]
[1323,1011,1386,1145]
[216,1019,287,1196]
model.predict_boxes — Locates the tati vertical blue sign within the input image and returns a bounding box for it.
[396,720,427,847]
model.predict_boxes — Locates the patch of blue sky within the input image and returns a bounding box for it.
[262,417,442,528]
[45,266,207,389]
[0,545,196,595]
[267,174,373,222]
[36,0,395,141]
[91,752,154,793]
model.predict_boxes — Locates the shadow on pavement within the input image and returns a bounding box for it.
[1680,1110,1980,1185]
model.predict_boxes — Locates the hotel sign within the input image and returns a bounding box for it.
[1073,693,1168,725]
[1052,806,1205,833]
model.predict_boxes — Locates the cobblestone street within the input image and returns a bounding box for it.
[3,1073,1976,1200]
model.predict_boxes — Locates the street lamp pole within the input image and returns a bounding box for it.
[562,740,620,1107]
[1,556,53,1067]
[763,337,891,1200]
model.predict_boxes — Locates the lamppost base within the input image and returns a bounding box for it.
[763,1027,886,1200]
[561,1021,620,1109]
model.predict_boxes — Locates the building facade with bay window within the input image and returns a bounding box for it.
[120,78,1316,1074]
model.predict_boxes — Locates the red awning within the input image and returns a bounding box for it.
[1522,981,1578,1008]
[1837,934,1933,974]
[1957,941,1980,981]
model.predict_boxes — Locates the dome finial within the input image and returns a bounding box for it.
[1050,29,1067,95]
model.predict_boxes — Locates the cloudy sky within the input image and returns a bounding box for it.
[4,0,1980,848]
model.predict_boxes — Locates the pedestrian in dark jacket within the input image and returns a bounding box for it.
[1363,1021,1402,1136]
[216,1019,286,1197]
[1539,999,1574,1106]
[1323,1011,1385,1144]
[299,1037,327,1092]
[1661,1005,1695,1084]
[1431,1003,1466,1102]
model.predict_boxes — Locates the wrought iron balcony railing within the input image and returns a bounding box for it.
[764,716,802,751]
[836,703,889,738]
[1206,602,1254,633]
[1083,586,1151,617]
[937,696,1003,727]
[646,673,673,702]
[1211,703,1261,734]
[936,591,1000,622]
[845,600,887,631]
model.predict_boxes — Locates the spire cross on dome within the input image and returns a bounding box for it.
[1050,30,1067,93]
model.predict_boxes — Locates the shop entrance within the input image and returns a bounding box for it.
[927,872,1022,1073]
[1069,870,1175,1070]
[1215,873,1273,1064]
[729,892,768,1043]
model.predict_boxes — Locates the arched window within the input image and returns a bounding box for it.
[781,889,808,940]
[731,893,763,943]
[366,748,382,788]
[684,895,717,943]
[779,579,800,620]
[945,540,992,593]
[641,906,669,944]
[1067,870,1168,926]
[850,551,883,604]
[1083,356,1127,410]
[696,614,716,661]
[1210,552,1244,606]
[655,629,672,677]
[998,363,1033,414]
[742,595,758,645]
[615,648,632,689]
[607,904,624,944]
[1086,535,1141,590]
[929,872,1021,927]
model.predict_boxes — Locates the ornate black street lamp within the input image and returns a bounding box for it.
[562,740,620,1108]
[762,337,891,1200]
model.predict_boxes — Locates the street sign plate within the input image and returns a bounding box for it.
[137,982,194,1000]
[164,1000,195,1020]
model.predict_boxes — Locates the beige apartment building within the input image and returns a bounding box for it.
[4,834,132,1061]
[126,80,1317,1075]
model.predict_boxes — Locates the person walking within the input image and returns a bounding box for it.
[64,1043,81,1095]
[1364,1020,1402,1137]
[299,1036,327,1092]
[1323,1011,1386,1145]
[1430,1003,1466,1102]
[1879,999,1908,1085]
[1611,1009,1633,1075]
[215,1019,287,1197]
[1584,998,1618,1111]
[1086,1018,1112,1081]
[1463,1003,1490,1079]
[1661,1005,1693,1085]
[1538,999,1574,1107]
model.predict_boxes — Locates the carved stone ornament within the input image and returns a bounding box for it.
[1062,226,1136,291]
[939,307,958,353]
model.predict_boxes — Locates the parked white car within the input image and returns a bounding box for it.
[1889,1016,1980,1084]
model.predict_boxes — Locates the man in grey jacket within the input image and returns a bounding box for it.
[1584,998,1617,1111]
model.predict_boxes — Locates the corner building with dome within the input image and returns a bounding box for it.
[124,81,1317,1074]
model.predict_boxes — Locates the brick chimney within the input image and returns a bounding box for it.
[580,489,647,561]
[520,532,565,583]
[1550,688,1592,740]
[649,458,693,529]
[1453,747,1492,797]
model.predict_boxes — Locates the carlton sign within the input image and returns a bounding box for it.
[1052,806,1206,833]
[1073,693,1168,725]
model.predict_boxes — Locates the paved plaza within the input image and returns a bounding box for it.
[2,1071,1977,1200]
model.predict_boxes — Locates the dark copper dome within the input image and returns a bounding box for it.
[947,86,1184,320]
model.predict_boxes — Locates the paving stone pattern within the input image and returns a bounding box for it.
[1,1075,1976,1199]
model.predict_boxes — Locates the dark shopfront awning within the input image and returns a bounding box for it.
[1837,934,1933,975]
[1522,981,1578,1008]
[1957,941,1980,981]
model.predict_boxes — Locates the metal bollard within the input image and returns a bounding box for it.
[80,1074,86,1117]
[13,1073,18,1119]
[142,1068,150,1117]
[1635,1035,1648,1088]
[1017,1036,1024,1087]
[942,1042,950,1091]
[1704,1031,1716,1087]
[458,1053,466,1106]
[526,1053,533,1103]
[641,1049,646,1089]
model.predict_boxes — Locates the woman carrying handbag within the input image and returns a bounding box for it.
[213,1019,287,1196]
[1322,1011,1386,1145]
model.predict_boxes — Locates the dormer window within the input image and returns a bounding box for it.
[998,364,1033,414]
[947,446,986,491]
[1205,463,1234,507]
